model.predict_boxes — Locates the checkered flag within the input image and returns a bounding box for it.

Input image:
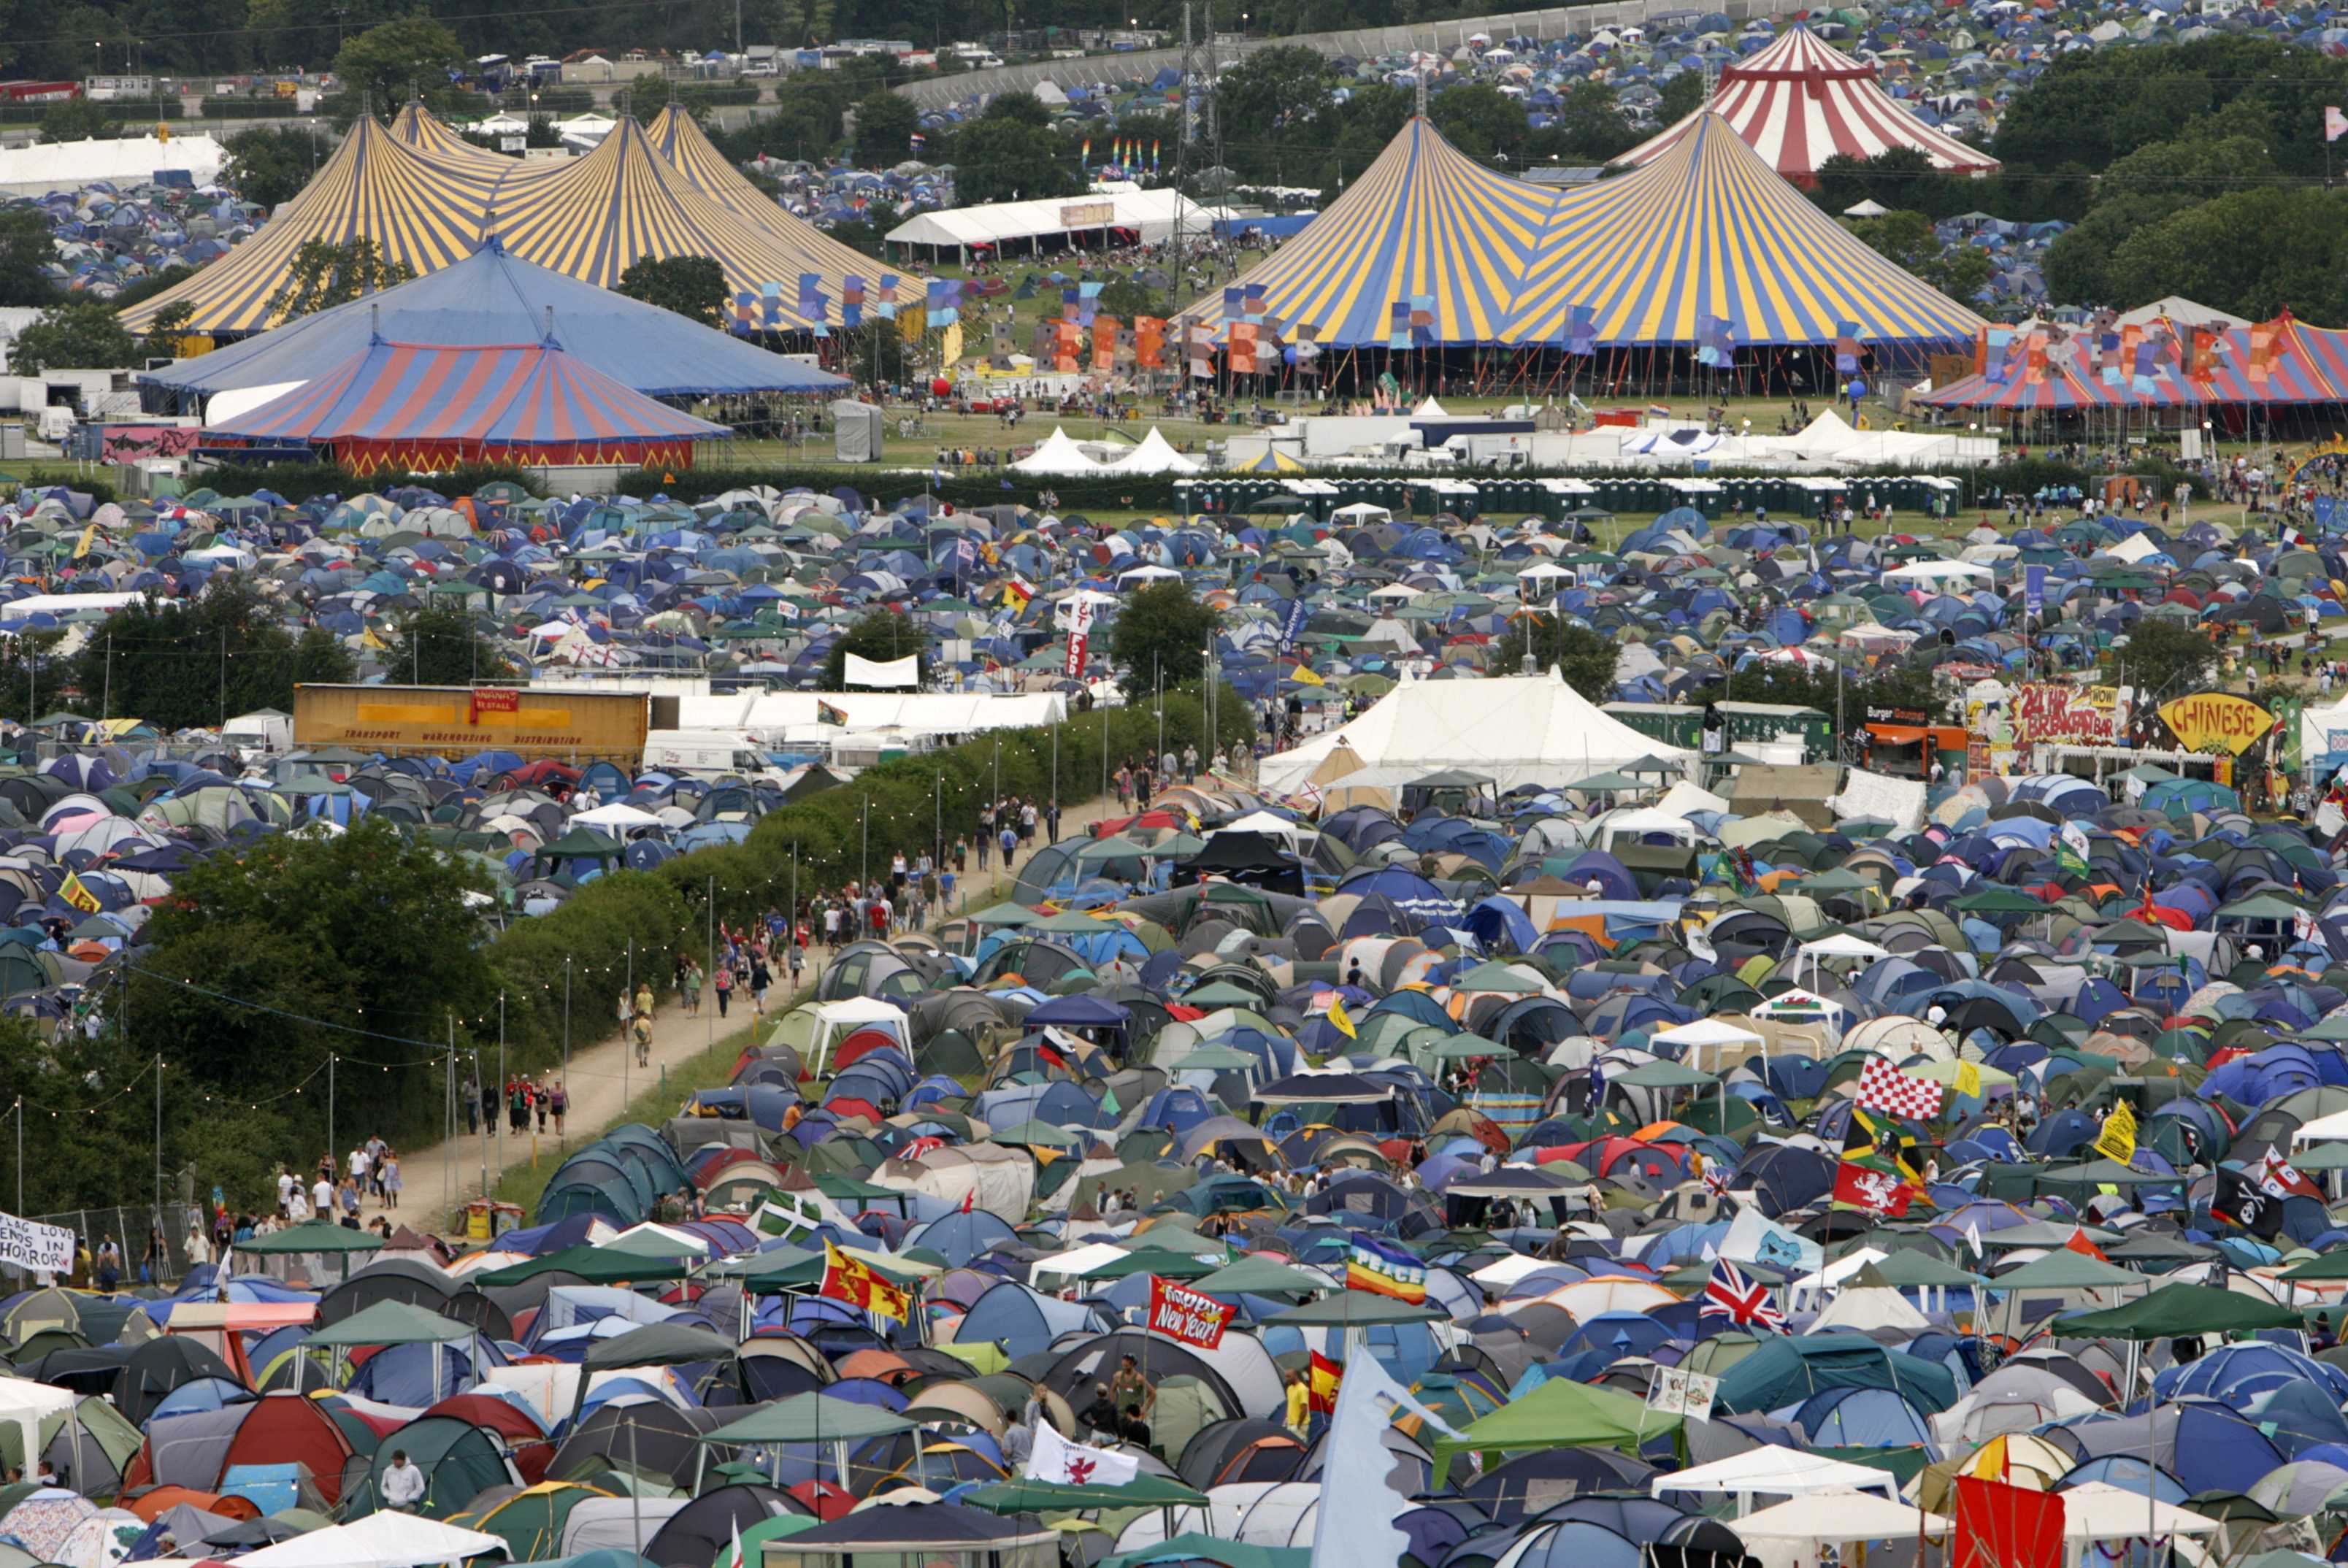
[1855,1056,1944,1121]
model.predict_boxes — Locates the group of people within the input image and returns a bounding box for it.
[272,1138,404,1226]
[459,1076,566,1140]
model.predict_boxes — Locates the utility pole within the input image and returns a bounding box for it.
[1169,1,1196,298]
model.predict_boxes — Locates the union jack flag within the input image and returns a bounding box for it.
[1699,1258,1784,1330]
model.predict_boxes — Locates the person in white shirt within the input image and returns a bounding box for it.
[276,1169,295,1216]
[381,1450,426,1512]
[311,1177,334,1215]
[348,1147,369,1183]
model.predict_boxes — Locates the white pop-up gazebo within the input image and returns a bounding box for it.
[1730,1487,1949,1568]
[1651,1445,1900,1517]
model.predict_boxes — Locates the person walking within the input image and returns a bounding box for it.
[550,1081,568,1137]
[380,1152,401,1210]
[749,951,772,1016]
[713,961,732,1018]
[633,981,654,1029]
[683,958,703,1015]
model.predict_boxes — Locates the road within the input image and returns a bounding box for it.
[394,793,1136,1227]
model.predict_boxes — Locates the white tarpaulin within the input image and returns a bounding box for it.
[0,133,228,197]
[234,1512,510,1568]
[0,1210,76,1275]
[1829,768,1927,834]
[843,653,918,688]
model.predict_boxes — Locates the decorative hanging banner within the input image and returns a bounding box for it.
[1147,1275,1236,1349]
[0,1210,76,1276]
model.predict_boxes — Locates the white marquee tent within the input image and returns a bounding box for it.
[889,184,1232,258]
[1257,672,1692,796]
[0,133,228,197]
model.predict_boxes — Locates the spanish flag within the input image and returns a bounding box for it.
[819,1240,911,1321]
[1307,1350,1342,1414]
[58,872,99,914]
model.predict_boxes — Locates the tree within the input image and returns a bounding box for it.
[1429,83,1529,162]
[2108,618,2220,704]
[1492,615,1623,702]
[981,91,1050,128]
[145,300,197,350]
[129,815,499,1175]
[0,208,58,307]
[1657,70,1707,123]
[66,579,353,731]
[1109,580,1219,704]
[824,609,926,690]
[851,89,919,166]
[1535,80,1638,163]
[618,255,727,328]
[9,302,136,372]
[945,115,1081,205]
[321,15,470,128]
[266,238,414,322]
[37,99,119,143]
[223,126,331,208]
[1215,45,1332,172]
[378,604,513,685]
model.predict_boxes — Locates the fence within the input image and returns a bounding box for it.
[4,1202,207,1286]
[892,0,1810,108]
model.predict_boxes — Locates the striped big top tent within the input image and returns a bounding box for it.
[645,105,922,316]
[120,115,504,335]
[1175,115,1561,349]
[1612,27,2000,186]
[1501,113,1984,351]
[204,336,731,474]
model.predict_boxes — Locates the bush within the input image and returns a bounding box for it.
[191,461,542,505]
[201,99,316,119]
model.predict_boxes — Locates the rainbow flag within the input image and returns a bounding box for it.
[1346,1232,1426,1302]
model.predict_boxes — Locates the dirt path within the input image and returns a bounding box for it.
[396,793,1137,1223]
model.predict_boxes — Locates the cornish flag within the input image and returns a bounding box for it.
[1699,1258,1785,1330]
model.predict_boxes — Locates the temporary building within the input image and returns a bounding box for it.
[1613,28,2000,184]
[204,338,732,474]
[0,132,229,197]
[139,239,843,405]
[1257,672,1693,796]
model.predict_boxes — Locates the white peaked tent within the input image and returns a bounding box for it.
[1257,672,1691,796]
[1011,426,1107,475]
[1730,1489,1949,1568]
[1106,427,1202,474]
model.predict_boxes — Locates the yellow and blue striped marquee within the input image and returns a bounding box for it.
[646,105,921,315]
[1502,114,1984,351]
[120,114,504,335]
[1185,115,1981,355]
[1178,116,1561,349]
[123,111,842,336]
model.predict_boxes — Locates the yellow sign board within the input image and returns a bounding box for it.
[2157,691,2276,756]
